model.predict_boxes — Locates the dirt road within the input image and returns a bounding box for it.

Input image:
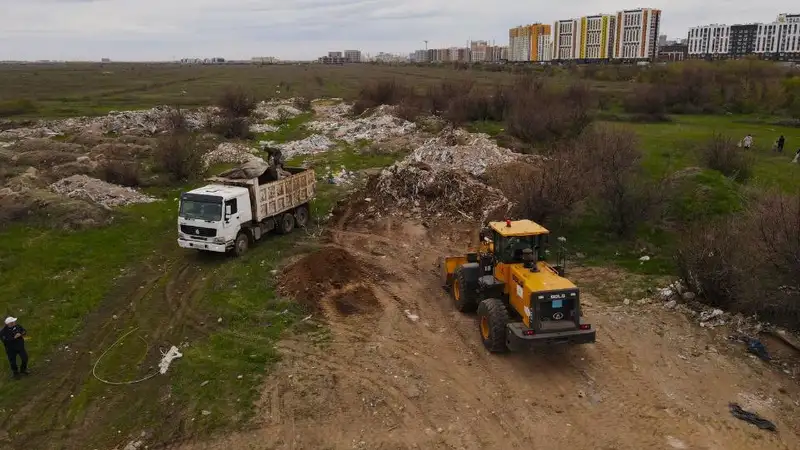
[176,218,800,450]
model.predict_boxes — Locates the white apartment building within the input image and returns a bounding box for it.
[537,35,553,61]
[470,40,489,62]
[613,8,662,60]
[509,33,531,61]
[554,19,579,60]
[344,50,362,63]
[687,24,731,56]
[755,13,800,56]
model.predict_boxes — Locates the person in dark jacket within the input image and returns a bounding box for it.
[777,135,785,153]
[1,317,28,378]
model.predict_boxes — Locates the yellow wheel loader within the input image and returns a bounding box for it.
[443,219,596,352]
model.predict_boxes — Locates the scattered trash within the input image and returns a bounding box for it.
[50,175,157,209]
[728,402,776,431]
[404,310,420,322]
[408,128,524,176]
[123,440,144,450]
[158,346,183,375]
[639,255,650,262]
[250,123,279,134]
[325,165,356,185]
[254,100,302,121]
[301,314,313,322]
[747,339,771,361]
[664,300,677,310]
[201,410,212,416]
[666,436,687,449]
[308,108,416,144]
[200,380,210,387]
[699,309,726,328]
[265,134,334,159]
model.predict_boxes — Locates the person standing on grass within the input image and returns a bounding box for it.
[793,148,800,164]
[742,134,753,150]
[1,317,28,379]
[777,135,785,153]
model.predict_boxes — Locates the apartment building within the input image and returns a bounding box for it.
[729,24,759,57]
[755,13,800,59]
[579,14,617,60]
[554,19,579,60]
[509,24,552,62]
[613,8,661,60]
[687,24,731,58]
[344,50,362,63]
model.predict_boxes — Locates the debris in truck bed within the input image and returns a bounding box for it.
[203,142,260,168]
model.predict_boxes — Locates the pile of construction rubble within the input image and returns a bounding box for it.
[264,134,335,159]
[253,100,303,121]
[0,106,210,141]
[203,142,260,168]
[308,107,416,144]
[408,128,524,176]
[50,175,157,209]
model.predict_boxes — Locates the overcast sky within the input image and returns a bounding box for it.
[0,1,796,61]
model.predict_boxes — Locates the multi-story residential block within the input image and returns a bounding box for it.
[554,19,579,60]
[328,51,343,58]
[613,8,661,60]
[344,50,362,63]
[729,24,759,57]
[658,43,688,61]
[579,14,617,60]
[755,13,800,59]
[470,40,489,62]
[509,24,552,62]
[687,24,731,58]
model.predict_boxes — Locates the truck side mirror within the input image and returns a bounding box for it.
[225,205,232,216]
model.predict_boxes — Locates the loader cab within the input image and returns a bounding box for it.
[489,220,548,265]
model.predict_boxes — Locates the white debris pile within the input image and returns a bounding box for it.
[254,100,303,121]
[313,101,351,118]
[250,123,279,133]
[308,111,416,144]
[323,166,357,185]
[268,134,335,158]
[50,175,157,209]
[365,160,512,222]
[699,308,727,328]
[204,142,259,168]
[0,106,211,140]
[408,128,520,176]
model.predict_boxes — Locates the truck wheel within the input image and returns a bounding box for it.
[233,232,249,257]
[477,298,510,353]
[278,212,295,234]
[452,267,478,313]
[294,205,310,228]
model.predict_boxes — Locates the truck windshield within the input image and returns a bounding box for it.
[180,199,222,221]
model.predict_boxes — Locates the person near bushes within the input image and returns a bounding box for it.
[741,134,753,150]
[777,135,785,153]
[1,317,29,379]
[792,148,800,164]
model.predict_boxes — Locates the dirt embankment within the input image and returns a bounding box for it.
[175,217,800,450]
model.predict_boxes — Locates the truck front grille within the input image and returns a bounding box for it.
[180,225,217,237]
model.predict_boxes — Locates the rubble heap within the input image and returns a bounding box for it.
[254,100,303,121]
[366,160,511,222]
[408,128,521,176]
[265,134,335,159]
[0,106,211,141]
[203,142,260,168]
[50,175,157,209]
[308,109,416,144]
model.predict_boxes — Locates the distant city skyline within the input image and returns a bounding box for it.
[0,1,797,61]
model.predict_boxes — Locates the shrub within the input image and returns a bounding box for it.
[293,97,313,112]
[622,84,668,120]
[100,161,141,187]
[676,192,800,328]
[210,116,252,140]
[0,99,37,118]
[352,80,412,115]
[484,155,587,225]
[164,107,188,132]
[699,133,754,182]
[216,85,256,118]
[504,80,593,145]
[156,132,204,182]
[578,125,665,237]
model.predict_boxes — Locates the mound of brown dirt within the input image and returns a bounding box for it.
[330,285,382,316]
[279,246,385,314]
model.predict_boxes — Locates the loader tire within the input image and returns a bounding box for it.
[452,267,478,313]
[477,298,510,353]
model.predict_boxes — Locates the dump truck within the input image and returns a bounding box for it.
[177,167,315,256]
[443,219,596,352]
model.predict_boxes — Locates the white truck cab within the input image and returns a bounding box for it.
[177,167,315,256]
